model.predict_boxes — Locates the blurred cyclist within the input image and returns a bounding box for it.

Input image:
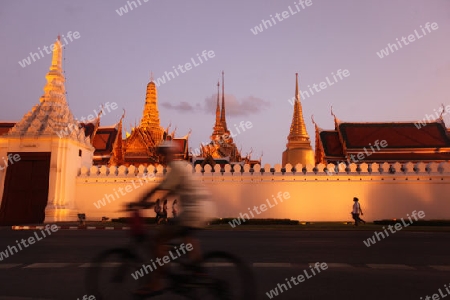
[132,140,214,296]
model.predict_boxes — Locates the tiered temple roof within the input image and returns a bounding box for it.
[314,110,450,164]
[90,78,189,166]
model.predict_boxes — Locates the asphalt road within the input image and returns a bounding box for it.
[0,228,449,300]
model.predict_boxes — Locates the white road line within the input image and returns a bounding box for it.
[23,263,73,268]
[79,262,123,268]
[0,264,22,269]
[366,264,415,270]
[3,262,447,271]
[253,263,292,268]
[430,265,450,271]
[323,263,353,268]
[203,262,236,267]
[0,297,54,300]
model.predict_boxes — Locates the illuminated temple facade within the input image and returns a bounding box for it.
[85,78,190,167]
[0,36,450,225]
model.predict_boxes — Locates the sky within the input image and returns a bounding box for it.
[0,0,449,166]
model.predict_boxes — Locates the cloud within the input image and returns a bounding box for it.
[161,101,200,112]
[162,94,270,116]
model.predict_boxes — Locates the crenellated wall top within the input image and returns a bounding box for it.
[78,161,450,178]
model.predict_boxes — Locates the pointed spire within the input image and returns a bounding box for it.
[331,106,340,130]
[8,36,87,145]
[220,71,228,132]
[42,36,65,102]
[211,81,224,138]
[141,78,160,128]
[282,73,314,167]
[287,73,310,142]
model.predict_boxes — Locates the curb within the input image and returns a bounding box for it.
[11,226,131,230]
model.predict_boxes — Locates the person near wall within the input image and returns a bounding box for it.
[172,199,178,218]
[158,199,168,224]
[154,198,162,224]
[351,197,366,226]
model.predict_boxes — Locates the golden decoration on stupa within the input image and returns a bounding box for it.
[282,73,314,166]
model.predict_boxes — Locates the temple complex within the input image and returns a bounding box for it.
[313,108,450,165]
[80,77,190,167]
[282,73,315,167]
[191,72,261,167]
[1,36,450,225]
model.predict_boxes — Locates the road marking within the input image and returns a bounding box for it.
[23,263,73,268]
[253,263,292,268]
[1,262,446,271]
[203,262,236,267]
[79,262,123,268]
[322,263,353,268]
[0,297,54,300]
[430,265,450,271]
[366,264,415,270]
[0,264,22,269]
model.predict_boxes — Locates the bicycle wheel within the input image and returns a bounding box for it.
[192,251,257,300]
[85,248,146,300]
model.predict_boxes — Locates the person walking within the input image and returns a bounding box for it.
[351,197,366,226]
[172,199,178,218]
[154,198,162,224]
[158,199,168,224]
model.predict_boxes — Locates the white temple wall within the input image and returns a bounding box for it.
[0,136,94,220]
[74,162,450,222]
[45,137,94,221]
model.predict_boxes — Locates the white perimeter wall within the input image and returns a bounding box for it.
[74,162,450,222]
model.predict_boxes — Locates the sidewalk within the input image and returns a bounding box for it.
[5,221,450,231]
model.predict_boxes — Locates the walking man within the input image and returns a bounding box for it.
[351,197,366,226]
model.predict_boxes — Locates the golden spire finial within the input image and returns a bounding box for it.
[150,71,154,82]
[220,71,228,132]
[439,103,445,120]
[331,105,340,130]
[287,73,309,142]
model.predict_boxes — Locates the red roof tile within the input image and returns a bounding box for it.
[339,122,450,148]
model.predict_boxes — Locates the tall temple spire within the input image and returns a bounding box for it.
[8,36,89,145]
[211,81,224,139]
[141,79,161,129]
[282,73,314,167]
[287,73,310,142]
[220,71,228,132]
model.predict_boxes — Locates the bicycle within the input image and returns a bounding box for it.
[85,203,257,299]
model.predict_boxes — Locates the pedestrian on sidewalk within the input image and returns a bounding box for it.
[351,197,366,226]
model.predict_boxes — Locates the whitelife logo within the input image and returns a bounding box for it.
[363,210,425,247]
[18,31,80,68]
[154,50,215,87]
[0,224,59,261]
[376,22,439,59]
[250,0,313,35]
[229,191,291,228]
